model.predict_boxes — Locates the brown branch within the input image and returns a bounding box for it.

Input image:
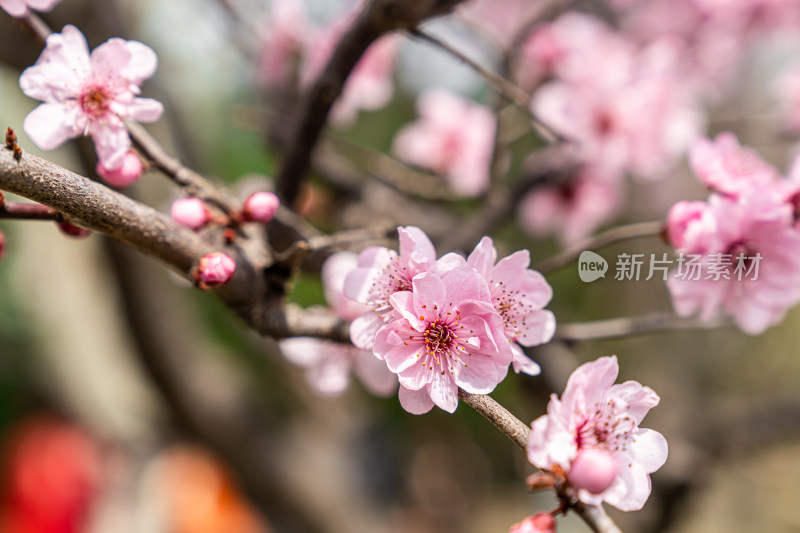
[556,312,730,342]
[0,199,59,220]
[0,145,215,274]
[535,220,665,274]
[275,0,469,207]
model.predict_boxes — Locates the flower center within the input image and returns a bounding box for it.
[574,399,635,453]
[424,320,455,354]
[490,279,528,342]
[367,256,414,320]
[79,85,111,118]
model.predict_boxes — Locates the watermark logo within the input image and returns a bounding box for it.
[578,251,608,282]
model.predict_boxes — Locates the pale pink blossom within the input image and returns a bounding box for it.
[527,355,667,511]
[667,195,800,334]
[774,65,800,132]
[466,237,555,375]
[373,267,513,414]
[171,198,210,231]
[96,150,142,188]
[517,166,625,246]
[280,252,397,397]
[279,337,397,397]
[242,191,280,223]
[509,513,556,533]
[344,226,456,350]
[0,0,60,17]
[20,25,163,170]
[196,252,236,287]
[393,89,496,197]
[689,132,782,199]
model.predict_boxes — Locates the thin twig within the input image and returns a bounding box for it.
[556,312,730,342]
[535,220,665,274]
[0,200,59,220]
[409,28,564,144]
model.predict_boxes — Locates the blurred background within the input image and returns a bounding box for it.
[2,0,800,532]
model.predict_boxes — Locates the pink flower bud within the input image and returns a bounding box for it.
[567,447,618,495]
[171,198,210,230]
[197,252,236,287]
[96,151,143,187]
[242,191,280,223]
[57,221,91,238]
[0,230,5,261]
[509,512,556,533]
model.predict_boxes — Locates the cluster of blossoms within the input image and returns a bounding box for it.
[665,133,800,334]
[334,226,555,414]
[514,12,704,245]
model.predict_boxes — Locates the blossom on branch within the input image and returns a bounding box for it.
[373,267,513,414]
[0,0,59,17]
[393,89,496,197]
[527,355,667,511]
[19,25,163,170]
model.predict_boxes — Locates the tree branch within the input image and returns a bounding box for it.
[275,0,469,207]
[556,312,730,342]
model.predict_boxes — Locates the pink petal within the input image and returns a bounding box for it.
[466,236,497,277]
[128,97,164,122]
[428,370,458,413]
[398,385,434,415]
[375,323,421,373]
[511,345,541,376]
[27,0,61,9]
[453,353,501,394]
[90,38,132,84]
[516,310,556,347]
[601,457,652,512]
[626,428,668,474]
[23,102,82,150]
[124,40,159,83]
[278,337,325,366]
[1,0,28,17]
[350,312,384,350]
[91,120,131,169]
[354,350,397,397]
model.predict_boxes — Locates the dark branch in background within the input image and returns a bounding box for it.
[0,198,59,220]
[275,0,469,207]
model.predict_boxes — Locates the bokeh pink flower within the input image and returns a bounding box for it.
[0,0,60,17]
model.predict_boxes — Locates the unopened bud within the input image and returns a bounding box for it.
[242,191,280,223]
[97,151,143,188]
[196,252,236,287]
[171,198,211,230]
[509,512,556,533]
[57,222,91,238]
[567,447,618,495]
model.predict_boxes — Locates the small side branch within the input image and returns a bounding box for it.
[458,389,531,450]
[556,312,730,342]
[535,220,665,274]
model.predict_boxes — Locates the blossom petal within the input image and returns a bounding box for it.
[428,370,458,413]
[23,102,82,150]
[398,385,434,414]
[626,428,668,473]
[354,350,397,397]
[278,337,325,366]
[128,97,164,123]
[91,120,131,169]
[124,40,159,83]
[90,38,132,85]
[350,312,383,350]
[511,345,541,375]
[1,0,28,17]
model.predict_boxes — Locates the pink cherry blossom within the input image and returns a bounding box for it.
[567,447,619,495]
[373,267,513,414]
[509,513,556,533]
[393,89,496,197]
[344,226,450,350]
[242,191,280,223]
[171,198,210,231]
[517,166,625,246]
[280,252,397,397]
[667,195,800,334]
[196,252,236,287]
[96,150,142,188]
[689,132,782,199]
[458,0,545,49]
[466,236,555,375]
[527,355,667,511]
[0,0,60,17]
[774,65,800,132]
[19,25,163,170]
